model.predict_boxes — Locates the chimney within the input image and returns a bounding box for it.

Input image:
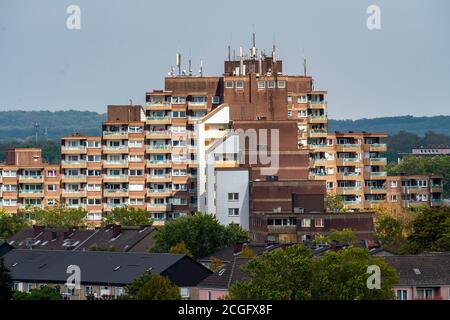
[112,225,122,238]
[33,225,44,237]
[233,242,244,254]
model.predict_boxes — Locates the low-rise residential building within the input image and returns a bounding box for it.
[386,174,444,208]
[385,253,450,300]
[8,224,155,252]
[1,249,212,300]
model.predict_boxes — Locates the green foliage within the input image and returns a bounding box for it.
[240,246,256,258]
[328,228,358,245]
[27,203,87,228]
[228,246,399,300]
[103,207,152,227]
[325,193,344,213]
[387,155,450,197]
[406,207,450,253]
[374,215,409,253]
[0,210,30,239]
[209,257,224,272]
[12,286,61,300]
[169,242,192,257]
[228,245,313,300]
[151,213,248,259]
[0,257,13,300]
[124,273,181,300]
[311,247,399,300]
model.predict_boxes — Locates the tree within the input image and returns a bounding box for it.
[151,213,248,258]
[0,210,30,239]
[311,247,399,300]
[228,246,399,300]
[240,246,256,258]
[12,286,61,300]
[374,215,408,253]
[228,245,313,300]
[103,207,152,226]
[325,193,344,213]
[328,228,358,245]
[0,257,13,300]
[209,257,224,272]
[169,242,192,257]
[406,207,450,253]
[27,203,87,228]
[124,273,181,300]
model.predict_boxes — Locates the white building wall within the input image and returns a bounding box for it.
[215,169,249,230]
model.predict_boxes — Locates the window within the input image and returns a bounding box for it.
[128,140,143,148]
[87,198,101,205]
[212,96,220,104]
[301,218,311,227]
[87,170,101,177]
[297,95,307,103]
[277,80,286,88]
[47,199,57,205]
[85,286,93,296]
[391,195,398,202]
[129,169,143,176]
[267,80,275,88]
[298,110,307,117]
[87,184,101,191]
[172,169,187,176]
[87,155,101,162]
[47,184,57,192]
[172,111,186,118]
[3,170,17,177]
[416,289,433,300]
[228,208,239,216]
[180,287,190,299]
[172,126,186,133]
[129,198,144,205]
[87,140,101,148]
[2,199,17,206]
[128,126,143,133]
[47,170,57,177]
[396,290,408,300]
[225,80,233,88]
[115,287,124,298]
[236,80,244,89]
[171,96,186,104]
[390,180,398,188]
[326,181,334,189]
[257,80,265,89]
[287,96,292,102]
[228,193,239,201]
[26,283,33,293]
[315,218,324,227]
[287,110,292,117]
[129,184,144,191]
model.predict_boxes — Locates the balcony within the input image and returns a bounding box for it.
[18,175,44,183]
[62,189,87,197]
[365,172,387,180]
[104,189,129,197]
[146,130,171,139]
[309,144,330,149]
[61,175,87,183]
[309,129,328,138]
[146,116,171,124]
[103,160,129,168]
[364,157,387,166]
[147,203,172,212]
[103,203,125,211]
[336,158,360,166]
[336,186,361,194]
[103,131,128,139]
[146,101,172,109]
[367,143,387,152]
[308,115,327,123]
[61,146,87,154]
[103,175,129,183]
[146,160,172,168]
[343,200,362,208]
[18,190,44,198]
[146,145,172,154]
[147,188,172,197]
[364,186,387,194]
[147,174,172,182]
[336,172,362,180]
[187,101,208,110]
[336,144,361,152]
[308,101,327,109]
[103,146,129,153]
[61,160,87,168]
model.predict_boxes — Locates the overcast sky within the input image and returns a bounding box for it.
[1,0,449,119]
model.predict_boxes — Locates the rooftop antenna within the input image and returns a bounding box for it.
[239,45,244,76]
[227,45,231,61]
[188,59,192,76]
[199,59,203,77]
[129,98,133,106]
[176,52,181,76]
[251,32,256,59]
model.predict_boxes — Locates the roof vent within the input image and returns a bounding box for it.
[218,268,226,276]
[113,266,121,271]
[413,268,421,275]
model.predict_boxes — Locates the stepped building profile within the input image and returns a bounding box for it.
[0,37,444,241]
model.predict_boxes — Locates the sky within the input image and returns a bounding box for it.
[0,0,449,119]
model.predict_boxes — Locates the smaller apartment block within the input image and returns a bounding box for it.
[386,174,444,208]
[309,132,388,211]
[0,148,61,214]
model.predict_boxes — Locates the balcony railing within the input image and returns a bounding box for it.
[146,130,171,135]
[369,143,387,148]
[104,189,129,194]
[146,116,171,121]
[61,160,87,165]
[369,157,387,162]
[370,172,387,176]
[147,145,171,151]
[104,175,128,179]
[61,175,87,180]
[148,188,171,193]
[103,146,128,151]
[344,200,362,205]
[339,158,359,162]
[18,175,43,180]
[148,174,172,179]
[103,131,128,136]
[146,101,171,107]
[103,160,128,165]
[19,189,43,194]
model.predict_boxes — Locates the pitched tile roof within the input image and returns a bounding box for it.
[198,257,251,289]
[385,253,450,286]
